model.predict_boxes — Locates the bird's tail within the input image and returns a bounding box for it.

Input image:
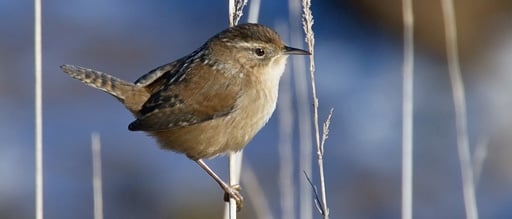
[60,64,149,114]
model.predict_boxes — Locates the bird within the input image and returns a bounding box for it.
[61,23,310,210]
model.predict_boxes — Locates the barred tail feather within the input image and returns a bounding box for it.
[60,64,134,101]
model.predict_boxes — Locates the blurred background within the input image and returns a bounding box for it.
[1,0,512,218]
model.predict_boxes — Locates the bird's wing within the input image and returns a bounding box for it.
[128,61,241,131]
[134,59,182,87]
[134,47,204,87]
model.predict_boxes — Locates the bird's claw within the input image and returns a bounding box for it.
[223,184,244,211]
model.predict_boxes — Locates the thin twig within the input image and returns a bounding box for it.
[316,110,334,215]
[229,0,235,27]
[401,0,414,219]
[301,0,329,218]
[229,0,248,27]
[303,171,323,215]
[302,0,318,156]
[34,0,43,218]
[91,133,104,219]
[440,1,479,218]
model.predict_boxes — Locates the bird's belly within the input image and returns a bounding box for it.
[149,85,278,160]
[149,104,274,160]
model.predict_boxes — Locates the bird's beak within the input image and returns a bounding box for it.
[284,46,311,55]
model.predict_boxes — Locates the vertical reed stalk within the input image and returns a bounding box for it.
[440,0,479,218]
[226,1,248,218]
[302,0,330,218]
[91,133,104,219]
[34,0,43,218]
[401,0,414,218]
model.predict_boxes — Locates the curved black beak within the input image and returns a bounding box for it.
[284,46,311,55]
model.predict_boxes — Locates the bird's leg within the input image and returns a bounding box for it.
[195,159,244,211]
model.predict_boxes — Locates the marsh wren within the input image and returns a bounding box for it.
[61,23,310,209]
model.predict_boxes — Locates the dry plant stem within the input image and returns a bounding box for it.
[401,0,414,219]
[302,0,329,217]
[226,1,248,217]
[91,133,104,219]
[241,162,274,219]
[226,1,263,218]
[311,110,334,215]
[440,0,479,219]
[228,151,242,217]
[228,0,236,27]
[34,0,43,218]
[288,0,314,218]
[229,0,248,27]
[302,0,319,158]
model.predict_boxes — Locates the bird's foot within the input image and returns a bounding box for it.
[223,184,243,211]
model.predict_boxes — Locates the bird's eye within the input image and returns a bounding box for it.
[254,48,265,57]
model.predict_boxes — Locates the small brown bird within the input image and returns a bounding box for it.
[61,23,309,209]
